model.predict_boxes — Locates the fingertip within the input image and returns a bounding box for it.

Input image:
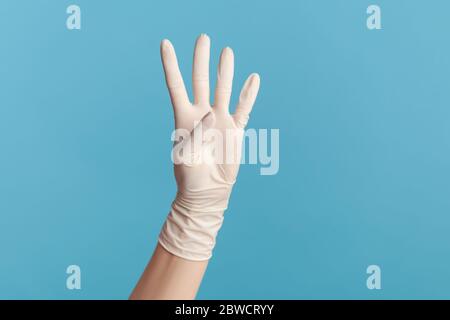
[197,33,210,44]
[249,73,260,92]
[161,39,174,55]
[250,73,260,84]
[218,47,234,78]
[242,73,260,94]
[161,38,170,48]
[222,46,234,58]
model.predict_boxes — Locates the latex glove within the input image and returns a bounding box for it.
[158,34,260,261]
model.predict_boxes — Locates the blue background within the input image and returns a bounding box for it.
[1,0,449,299]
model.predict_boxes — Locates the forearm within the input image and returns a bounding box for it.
[129,244,208,300]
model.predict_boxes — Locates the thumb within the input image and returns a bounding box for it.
[180,112,216,165]
[189,111,215,143]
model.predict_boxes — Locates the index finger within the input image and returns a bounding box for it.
[161,39,190,109]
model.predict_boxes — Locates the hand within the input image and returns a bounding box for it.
[158,34,260,261]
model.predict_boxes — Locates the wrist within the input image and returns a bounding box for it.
[158,190,231,261]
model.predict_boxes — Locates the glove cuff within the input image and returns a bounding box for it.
[158,192,230,261]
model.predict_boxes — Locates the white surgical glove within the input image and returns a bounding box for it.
[158,34,260,261]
